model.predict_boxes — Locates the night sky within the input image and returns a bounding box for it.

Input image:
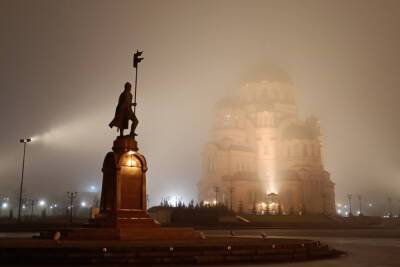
[1,0,400,209]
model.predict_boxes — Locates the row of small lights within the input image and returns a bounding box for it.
[0,185,98,210]
[336,202,373,216]
[1,200,89,209]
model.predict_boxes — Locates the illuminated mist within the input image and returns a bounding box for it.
[1,0,400,211]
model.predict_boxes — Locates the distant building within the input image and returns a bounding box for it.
[198,80,335,215]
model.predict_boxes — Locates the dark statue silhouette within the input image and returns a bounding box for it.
[109,82,138,136]
[109,50,144,137]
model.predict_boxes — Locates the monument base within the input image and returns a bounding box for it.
[64,209,201,241]
[76,134,204,241]
[64,227,202,241]
[92,210,160,228]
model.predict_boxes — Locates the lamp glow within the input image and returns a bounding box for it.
[127,159,136,167]
[126,151,137,167]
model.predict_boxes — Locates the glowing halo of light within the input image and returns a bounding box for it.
[38,200,46,207]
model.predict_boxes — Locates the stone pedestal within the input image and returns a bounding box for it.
[65,135,200,240]
[94,135,158,228]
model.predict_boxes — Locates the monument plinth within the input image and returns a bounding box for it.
[66,135,200,240]
[94,135,158,228]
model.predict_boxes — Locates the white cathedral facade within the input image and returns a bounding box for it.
[198,80,335,215]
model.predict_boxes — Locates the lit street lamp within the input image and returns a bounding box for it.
[347,194,353,216]
[67,191,77,224]
[358,195,363,216]
[29,199,37,220]
[89,185,97,192]
[388,197,392,218]
[398,199,400,217]
[214,186,219,205]
[38,199,47,218]
[228,179,234,211]
[18,138,31,222]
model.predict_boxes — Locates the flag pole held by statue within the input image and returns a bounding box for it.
[133,50,144,115]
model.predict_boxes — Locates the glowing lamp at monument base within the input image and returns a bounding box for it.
[125,151,139,168]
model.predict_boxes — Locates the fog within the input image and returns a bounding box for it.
[1,0,400,209]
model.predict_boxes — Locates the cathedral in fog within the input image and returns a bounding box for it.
[198,80,335,215]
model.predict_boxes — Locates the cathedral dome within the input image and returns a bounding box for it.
[238,80,296,107]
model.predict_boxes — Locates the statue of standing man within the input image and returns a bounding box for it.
[109,82,138,137]
[109,51,144,137]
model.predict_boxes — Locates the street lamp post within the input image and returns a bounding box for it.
[398,199,400,218]
[214,186,219,205]
[347,194,353,216]
[67,191,77,224]
[18,138,31,222]
[397,199,400,218]
[29,199,37,221]
[358,195,363,216]
[228,179,234,211]
[388,197,392,217]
